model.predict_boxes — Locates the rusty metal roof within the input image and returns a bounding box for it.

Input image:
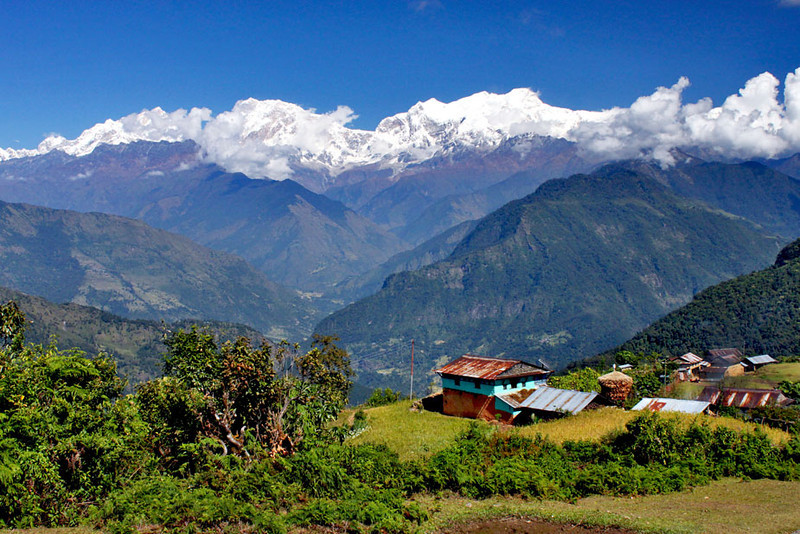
[632,397,711,414]
[698,387,792,408]
[518,386,601,415]
[708,348,743,360]
[434,354,547,380]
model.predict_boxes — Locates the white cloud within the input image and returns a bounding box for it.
[570,68,800,163]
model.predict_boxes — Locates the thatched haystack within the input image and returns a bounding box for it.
[598,370,633,403]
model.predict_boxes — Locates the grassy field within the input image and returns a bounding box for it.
[350,403,791,459]
[6,478,799,534]
[723,362,800,390]
[417,477,800,533]
[348,401,474,460]
[8,478,800,534]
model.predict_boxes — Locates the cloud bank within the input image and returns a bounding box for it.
[3,67,800,179]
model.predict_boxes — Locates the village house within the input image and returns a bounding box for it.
[670,352,709,382]
[434,354,551,423]
[701,348,745,381]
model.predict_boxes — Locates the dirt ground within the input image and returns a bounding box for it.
[438,517,637,533]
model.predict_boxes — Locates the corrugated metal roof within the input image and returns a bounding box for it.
[496,394,522,409]
[518,386,599,415]
[744,354,777,366]
[632,397,711,414]
[435,354,547,380]
[698,387,792,408]
[673,352,704,365]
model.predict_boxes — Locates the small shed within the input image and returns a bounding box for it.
[742,354,778,372]
[632,397,712,414]
[516,385,613,420]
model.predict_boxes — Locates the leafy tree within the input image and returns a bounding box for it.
[0,344,149,525]
[615,350,640,366]
[0,301,25,351]
[297,334,354,408]
[365,388,403,407]
[139,327,353,461]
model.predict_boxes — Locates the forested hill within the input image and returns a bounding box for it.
[599,237,800,360]
[0,200,316,339]
[316,167,782,389]
[0,285,265,385]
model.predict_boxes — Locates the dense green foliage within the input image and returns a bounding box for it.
[0,339,150,525]
[319,168,780,391]
[365,387,405,407]
[547,368,601,392]
[606,237,800,360]
[5,300,800,533]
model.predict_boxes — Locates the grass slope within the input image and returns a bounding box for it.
[349,402,795,533]
[349,402,789,461]
[420,478,800,534]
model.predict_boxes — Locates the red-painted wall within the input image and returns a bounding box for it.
[442,388,513,423]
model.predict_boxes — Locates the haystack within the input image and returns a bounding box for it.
[598,370,633,403]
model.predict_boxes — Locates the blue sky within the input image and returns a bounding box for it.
[2,0,799,148]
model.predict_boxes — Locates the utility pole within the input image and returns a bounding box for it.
[409,339,415,400]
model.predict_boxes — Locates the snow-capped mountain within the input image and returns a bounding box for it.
[2,67,800,190]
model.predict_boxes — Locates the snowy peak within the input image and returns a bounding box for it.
[32,107,211,159]
[375,88,605,154]
[3,67,800,183]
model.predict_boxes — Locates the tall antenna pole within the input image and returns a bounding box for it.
[409,339,415,399]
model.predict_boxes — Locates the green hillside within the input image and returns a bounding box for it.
[0,200,317,339]
[0,285,265,385]
[603,237,800,359]
[316,168,782,390]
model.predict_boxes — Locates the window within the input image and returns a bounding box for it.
[454,378,460,386]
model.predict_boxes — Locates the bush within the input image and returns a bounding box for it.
[365,387,404,407]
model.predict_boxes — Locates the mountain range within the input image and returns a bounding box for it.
[2,83,800,394]
[316,166,784,391]
[0,141,405,292]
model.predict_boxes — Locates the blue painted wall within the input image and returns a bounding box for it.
[494,396,521,415]
[441,376,547,397]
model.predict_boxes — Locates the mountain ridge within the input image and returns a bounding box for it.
[0,199,316,339]
[316,167,782,390]
[596,237,800,362]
